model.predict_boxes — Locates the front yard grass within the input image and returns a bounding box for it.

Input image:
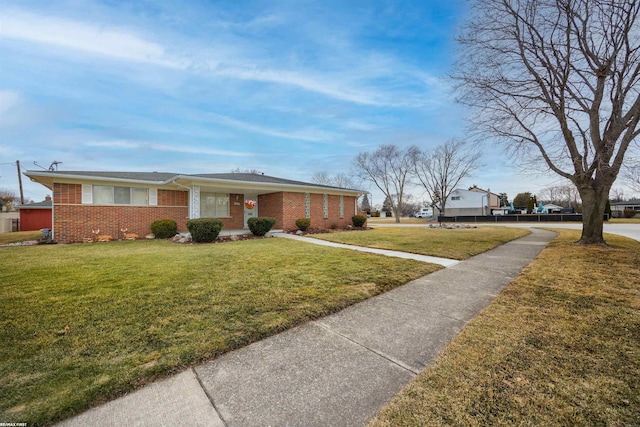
[366,217,432,224]
[314,226,530,260]
[0,238,440,426]
[369,229,640,426]
[0,231,43,245]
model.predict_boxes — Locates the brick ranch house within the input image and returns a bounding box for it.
[24,170,363,243]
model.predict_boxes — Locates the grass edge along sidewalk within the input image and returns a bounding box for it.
[369,229,640,427]
[313,226,531,260]
[0,238,440,426]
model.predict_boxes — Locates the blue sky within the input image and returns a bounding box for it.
[0,0,569,205]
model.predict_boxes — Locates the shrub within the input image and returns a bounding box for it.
[247,217,276,236]
[150,219,178,239]
[352,214,367,227]
[186,218,223,242]
[295,217,311,231]
[623,209,637,218]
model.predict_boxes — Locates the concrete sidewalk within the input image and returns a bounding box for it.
[57,229,556,427]
[274,232,460,267]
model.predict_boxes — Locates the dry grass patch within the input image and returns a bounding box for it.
[369,229,640,426]
[609,217,640,223]
[0,238,440,426]
[366,217,432,224]
[314,226,530,260]
[0,231,43,245]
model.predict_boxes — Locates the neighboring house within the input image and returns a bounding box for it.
[439,187,502,216]
[15,197,53,231]
[611,199,640,217]
[24,171,362,243]
[542,203,565,213]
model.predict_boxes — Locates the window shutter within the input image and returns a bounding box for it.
[149,188,158,206]
[81,184,92,204]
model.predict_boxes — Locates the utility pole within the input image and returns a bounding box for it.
[16,160,24,205]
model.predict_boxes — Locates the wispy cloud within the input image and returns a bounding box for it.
[210,65,388,106]
[0,89,21,115]
[1,10,185,68]
[85,140,254,157]
[206,113,340,142]
[1,9,416,107]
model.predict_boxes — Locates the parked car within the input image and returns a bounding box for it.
[414,208,433,218]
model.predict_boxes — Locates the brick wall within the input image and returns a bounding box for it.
[158,189,188,206]
[259,191,358,230]
[53,183,82,204]
[51,183,359,241]
[218,193,244,229]
[259,192,286,229]
[53,183,189,243]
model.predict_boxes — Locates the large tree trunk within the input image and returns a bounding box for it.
[393,206,401,223]
[576,184,610,245]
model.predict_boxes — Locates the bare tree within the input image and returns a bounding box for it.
[311,171,333,186]
[231,167,263,175]
[311,171,356,189]
[0,188,17,209]
[539,184,582,211]
[414,139,482,216]
[455,0,640,244]
[610,187,626,202]
[332,173,355,189]
[353,144,419,223]
[624,163,640,194]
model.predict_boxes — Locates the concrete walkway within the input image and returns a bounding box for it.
[57,229,556,427]
[274,232,460,267]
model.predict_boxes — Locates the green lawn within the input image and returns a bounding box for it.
[314,226,530,260]
[0,230,43,245]
[0,238,440,426]
[370,229,640,426]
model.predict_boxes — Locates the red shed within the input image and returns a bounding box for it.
[17,197,53,231]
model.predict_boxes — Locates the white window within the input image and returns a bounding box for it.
[93,186,149,205]
[339,195,344,218]
[200,192,230,217]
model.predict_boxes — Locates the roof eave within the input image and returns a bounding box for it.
[24,171,174,186]
[173,175,363,195]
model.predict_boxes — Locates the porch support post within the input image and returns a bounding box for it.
[191,186,200,219]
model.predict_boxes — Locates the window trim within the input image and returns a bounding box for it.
[199,192,230,218]
[92,185,149,206]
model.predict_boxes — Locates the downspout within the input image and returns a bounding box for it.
[171,180,193,219]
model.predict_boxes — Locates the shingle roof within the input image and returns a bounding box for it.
[16,200,52,209]
[25,170,361,192]
[40,171,179,182]
[190,173,354,190]
[611,199,640,205]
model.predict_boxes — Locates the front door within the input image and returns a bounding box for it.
[243,194,258,228]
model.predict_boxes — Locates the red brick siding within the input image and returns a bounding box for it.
[217,194,244,229]
[54,205,189,243]
[53,183,82,204]
[50,183,358,241]
[53,183,190,243]
[258,191,358,231]
[158,189,188,206]
[258,192,286,229]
